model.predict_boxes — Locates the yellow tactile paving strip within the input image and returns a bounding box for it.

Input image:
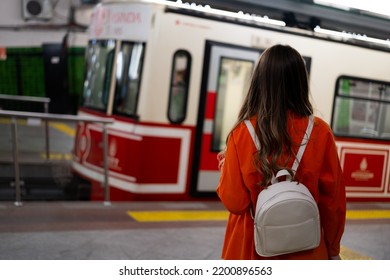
[340,246,372,260]
[127,210,229,222]
[0,118,75,137]
[346,210,390,220]
[128,209,390,222]
[48,122,76,137]
[0,119,75,160]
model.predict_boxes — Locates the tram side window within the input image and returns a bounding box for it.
[168,50,191,124]
[83,40,116,110]
[332,76,390,139]
[114,42,145,117]
[212,58,254,151]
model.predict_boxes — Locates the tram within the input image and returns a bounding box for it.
[72,0,390,201]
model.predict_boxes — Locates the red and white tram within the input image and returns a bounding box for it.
[72,0,390,201]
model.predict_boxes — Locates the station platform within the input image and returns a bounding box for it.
[0,118,76,201]
[0,200,389,260]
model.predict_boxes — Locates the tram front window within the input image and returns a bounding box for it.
[114,42,145,117]
[83,40,116,110]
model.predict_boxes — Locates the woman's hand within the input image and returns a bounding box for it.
[217,150,226,171]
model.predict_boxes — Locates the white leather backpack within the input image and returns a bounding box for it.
[244,116,320,257]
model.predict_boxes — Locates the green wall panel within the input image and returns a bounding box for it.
[0,47,85,113]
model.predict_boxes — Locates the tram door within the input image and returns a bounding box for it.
[191,41,261,197]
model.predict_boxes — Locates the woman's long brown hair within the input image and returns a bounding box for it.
[229,44,313,186]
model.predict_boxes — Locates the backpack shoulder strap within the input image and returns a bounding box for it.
[244,119,260,150]
[291,115,314,172]
[244,115,314,171]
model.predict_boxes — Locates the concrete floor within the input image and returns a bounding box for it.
[0,201,388,260]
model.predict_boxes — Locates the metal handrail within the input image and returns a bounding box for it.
[0,94,50,104]
[0,94,51,159]
[0,110,114,206]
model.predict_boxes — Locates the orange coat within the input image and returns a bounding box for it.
[217,113,346,260]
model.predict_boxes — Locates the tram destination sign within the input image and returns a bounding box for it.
[89,3,152,41]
